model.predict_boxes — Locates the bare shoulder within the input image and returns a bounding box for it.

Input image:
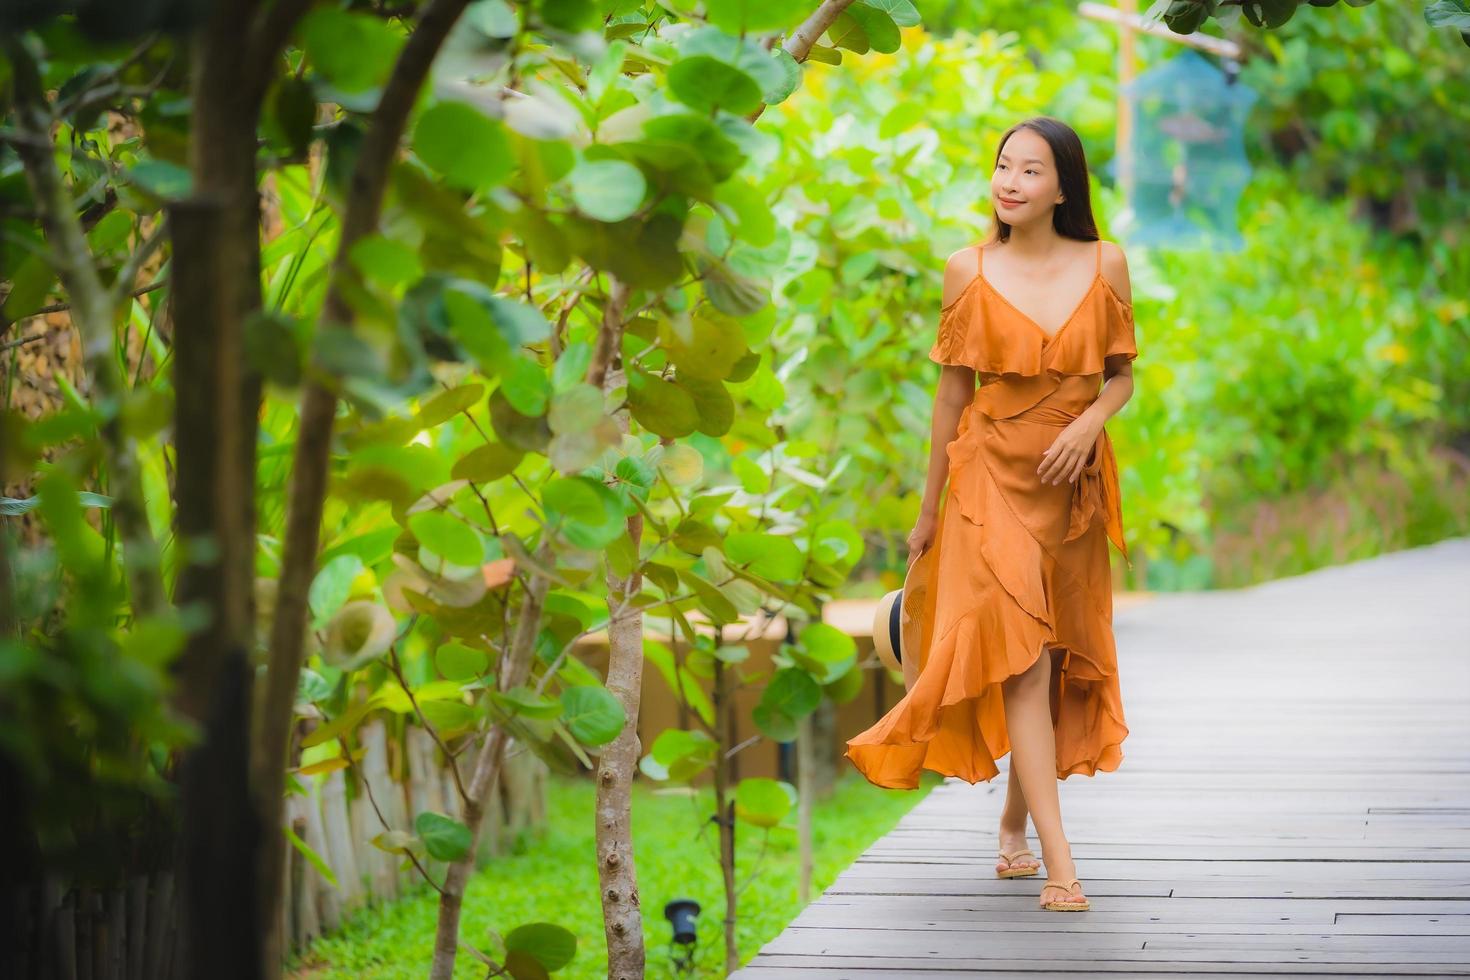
[941,244,982,309]
[1098,240,1132,304]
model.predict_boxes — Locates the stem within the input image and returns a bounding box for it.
[592,278,646,980]
[429,542,554,980]
[712,656,740,975]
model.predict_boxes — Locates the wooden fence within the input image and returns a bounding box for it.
[12,719,547,980]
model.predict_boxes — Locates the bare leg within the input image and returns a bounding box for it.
[995,757,1039,873]
[1001,645,1086,907]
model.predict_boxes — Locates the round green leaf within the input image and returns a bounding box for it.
[667,56,763,115]
[628,371,699,439]
[568,159,647,222]
[752,701,798,742]
[300,8,402,94]
[735,777,795,829]
[435,641,489,681]
[414,811,473,861]
[547,383,606,434]
[309,553,364,624]
[505,922,577,971]
[760,667,821,719]
[542,476,626,549]
[560,685,627,746]
[451,441,525,482]
[408,511,484,567]
[725,531,805,582]
[704,0,807,32]
[414,101,514,192]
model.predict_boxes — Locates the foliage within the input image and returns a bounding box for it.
[292,770,940,979]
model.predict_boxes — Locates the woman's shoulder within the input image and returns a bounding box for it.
[941,244,983,310]
[1097,239,1132,306]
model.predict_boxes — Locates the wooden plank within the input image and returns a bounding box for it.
[732,537,1470,978]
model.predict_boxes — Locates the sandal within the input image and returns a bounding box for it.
[1040,877,1090,911]
[995,846,1040,878]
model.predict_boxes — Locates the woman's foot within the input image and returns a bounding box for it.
[995,824,1040,875]
[1039,847,1087,908]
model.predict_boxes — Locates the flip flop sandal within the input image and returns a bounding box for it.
[1040,877,1090,911]
[995,847,1040,878]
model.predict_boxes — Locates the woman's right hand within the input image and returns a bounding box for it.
[906,511,937,567]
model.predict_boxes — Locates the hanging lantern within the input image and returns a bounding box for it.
[1114,48,1258,250]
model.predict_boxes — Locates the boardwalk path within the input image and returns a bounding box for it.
[734,536,1470,978]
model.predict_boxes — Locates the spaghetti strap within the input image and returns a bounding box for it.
[1095,238,1102,273]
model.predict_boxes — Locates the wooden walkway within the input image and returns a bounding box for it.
[734,536,1470,978]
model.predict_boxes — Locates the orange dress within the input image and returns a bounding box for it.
[845,239,1136,790]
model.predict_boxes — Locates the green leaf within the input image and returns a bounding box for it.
[647,728,717,782]
[725,531,805,582]
[627,370,699,439]
[371,830,424,857]
[501,357,551,417]
[560,685,626,746]
[567,159,647,222]
[125,159,193,199]
[735,777,795,828]
[300,8,403,94]
[504,922,577,971]
[846,3,901,53]
[451,441,525,482]
[310,554,365,624]
[703,0,807,32]
[285,824,341,888]
[752,701,798,742]
[415,383,484,430]
[759,667,821,720]
[860,0,920,28]
[414,101,515,192]
[491,685,563,720]
[542,476,626,549]
[408,511,484,567]
[414,811,473,861]
[435,641,489,681]
[667,55,763,115]
[349,234,423,287]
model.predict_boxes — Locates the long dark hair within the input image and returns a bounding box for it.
[987,116,1100,244]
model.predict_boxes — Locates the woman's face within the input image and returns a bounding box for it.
[991,128,1063,225]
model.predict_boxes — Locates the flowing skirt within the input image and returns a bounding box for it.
[844,379,1130,789]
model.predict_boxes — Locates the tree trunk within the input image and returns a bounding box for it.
[252,3,471,971]
[168,184,263,980]
[591,279,647,980]
[430,541,554,980]
[712,658,739,975]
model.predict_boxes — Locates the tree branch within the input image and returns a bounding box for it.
[3,33,167,618]
[110,217,170,308]
[745,0,858,125]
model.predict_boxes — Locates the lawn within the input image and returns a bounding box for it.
[291,767,942,979]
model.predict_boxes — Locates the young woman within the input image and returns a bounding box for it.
[845,116,1138,913]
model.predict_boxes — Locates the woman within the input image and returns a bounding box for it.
[845,116,1138,913]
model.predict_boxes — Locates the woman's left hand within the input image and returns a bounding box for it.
[1038,416,1102,486]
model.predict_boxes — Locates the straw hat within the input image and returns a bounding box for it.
[871,547,935,680]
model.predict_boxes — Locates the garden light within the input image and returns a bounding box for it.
[663,898,701,973]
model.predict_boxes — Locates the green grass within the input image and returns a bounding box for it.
[292,768,940,979]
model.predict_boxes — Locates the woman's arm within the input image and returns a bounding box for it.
[918,247,981,520]
[1084,240,1136,428]
[920,366,975,518]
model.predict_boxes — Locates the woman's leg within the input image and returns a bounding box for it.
[1001,645,1087,906]
[995,755,1039,873]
